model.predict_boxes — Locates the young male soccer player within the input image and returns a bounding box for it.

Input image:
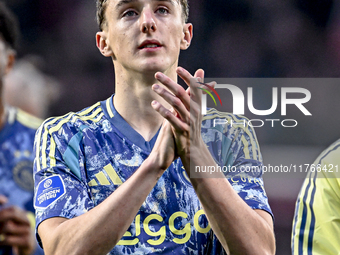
[0,2,43,255]
[292,139,340,254]
[34,0,275,254]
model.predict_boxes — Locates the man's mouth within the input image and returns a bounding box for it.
[138,40,162,49]
[142,44,159,48]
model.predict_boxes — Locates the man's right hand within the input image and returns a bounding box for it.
[148,115,177,172]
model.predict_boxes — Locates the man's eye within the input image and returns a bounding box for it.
[156,7,169,15]
[123,10,137,17]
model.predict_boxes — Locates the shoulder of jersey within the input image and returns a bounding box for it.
[202,108,250,122]
[314,138,340,164]
[327,138,340,150]
[13,107,43,130]
[40,102,104,132]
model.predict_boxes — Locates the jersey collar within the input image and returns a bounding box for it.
[101,95,160,152]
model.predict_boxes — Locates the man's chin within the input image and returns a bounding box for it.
[138,64,167,74]
[139,59,177,74]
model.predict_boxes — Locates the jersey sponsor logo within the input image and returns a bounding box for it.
[117,209,211,246]
[12,160,34,191]
[35,175,65,209]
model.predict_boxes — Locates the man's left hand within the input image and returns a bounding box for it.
[0,195,36,255]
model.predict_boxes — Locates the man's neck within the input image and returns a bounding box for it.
[113,68,177,141]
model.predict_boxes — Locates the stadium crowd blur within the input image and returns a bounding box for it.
[4,0,340,254]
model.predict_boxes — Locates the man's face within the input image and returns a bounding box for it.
[0,38,14,82]
[0,39,8,79]
[99,0,192,74]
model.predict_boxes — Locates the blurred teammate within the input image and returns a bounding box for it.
[33,0,275,254]
[0,2,43,255]
[292,139,340,254]
[3,57,61,119]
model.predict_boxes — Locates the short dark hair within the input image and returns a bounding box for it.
[0,2,19,50]
[96,0,189,31]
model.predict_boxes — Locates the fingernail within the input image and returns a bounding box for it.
[151,100,158,106]
[156,72,164,79]
[153,84,159,90]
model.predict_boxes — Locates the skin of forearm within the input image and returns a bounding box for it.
[181,140,275,255]
[40,154,165,255]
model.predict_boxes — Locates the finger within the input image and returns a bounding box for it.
[194,69,204,81]
[197,81,221,109]
[0,233,33,249]
[154,72,190,110]
[0,207,30,226]
[198,81,216,94]
[152,84,189,122]
[151,101,189,132]
[176,67,204,88]
[0,195,7,205]
[177,67,204,106]
[1,221,31,236]
[176,67,196,87]
[184,81,217,97]
[186,87,190,96]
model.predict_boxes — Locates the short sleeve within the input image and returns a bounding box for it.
[202,110,273,218]
[292,140,340,255]
[33,119,94,239]
[226,124,272,216]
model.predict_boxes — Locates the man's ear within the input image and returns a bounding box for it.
[4,51,15,75]
[96,31,114,57]
[180,23,193,50]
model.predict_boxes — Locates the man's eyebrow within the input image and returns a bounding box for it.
[153,0,175,5]
[116,0,137,9]
[116,0,175,9]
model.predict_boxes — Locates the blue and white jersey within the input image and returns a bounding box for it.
[34,96,272,254]
[0,107,43,255]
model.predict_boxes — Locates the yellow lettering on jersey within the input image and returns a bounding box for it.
[194,210,211,234]
[254,178,260,185]
[230,177,239,183]
[136,214,141,236]
[143,214,166,245]
[117,231,139,245]
[169,212,191,244]
[104,164,123,185]
[182,171,190,183]
[116,214,141,246]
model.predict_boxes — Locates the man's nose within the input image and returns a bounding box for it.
[140,8,157,33]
